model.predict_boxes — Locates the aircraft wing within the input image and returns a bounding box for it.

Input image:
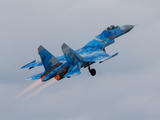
[81,48,118,63]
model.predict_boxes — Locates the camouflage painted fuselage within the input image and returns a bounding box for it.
[21,25,134,81]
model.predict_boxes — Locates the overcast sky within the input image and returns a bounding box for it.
[1,0,160,120]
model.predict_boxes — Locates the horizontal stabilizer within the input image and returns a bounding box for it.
[21,60,43,69]
[26,72,44,80]
[38,45,59,71]
[21,60,36,69]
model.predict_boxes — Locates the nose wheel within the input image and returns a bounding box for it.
[88,66,96,76]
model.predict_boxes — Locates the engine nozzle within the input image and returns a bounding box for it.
[55,74,60,80]
[54,65,69,80]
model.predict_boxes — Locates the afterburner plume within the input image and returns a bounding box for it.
[14,79,41,99]
[26,79,56,99]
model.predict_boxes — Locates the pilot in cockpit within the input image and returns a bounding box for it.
[106,25,119,31]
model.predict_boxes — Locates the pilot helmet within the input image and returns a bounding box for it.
[110,25,115,29]
[107,27,111,30]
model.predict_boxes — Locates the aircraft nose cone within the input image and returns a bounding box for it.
[122,25,134,32]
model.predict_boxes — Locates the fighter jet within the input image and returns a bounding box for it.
[21,25,134,82]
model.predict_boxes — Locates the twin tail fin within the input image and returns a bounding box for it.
[38,45,59,71]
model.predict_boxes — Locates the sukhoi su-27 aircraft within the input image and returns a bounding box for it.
[21,25,134,82]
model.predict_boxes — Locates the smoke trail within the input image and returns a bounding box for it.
[26,79,56,99]
[14,79,41,99]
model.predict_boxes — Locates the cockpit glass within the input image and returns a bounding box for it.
[106,25,119,31]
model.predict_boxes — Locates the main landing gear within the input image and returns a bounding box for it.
[88,66,96,76]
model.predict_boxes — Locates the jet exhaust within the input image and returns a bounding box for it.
[54,65,69,80]
[40,62,63,81]
[26,78,56,99]
[14,79,41,99]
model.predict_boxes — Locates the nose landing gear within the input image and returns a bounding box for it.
[88,66,96,76]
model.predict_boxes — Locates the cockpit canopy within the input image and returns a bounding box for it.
[106,25,119,31]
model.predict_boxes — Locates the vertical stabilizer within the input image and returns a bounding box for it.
[61,43,83,67]
[38,45,58,71]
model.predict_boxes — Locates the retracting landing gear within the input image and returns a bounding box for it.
[88,66,96,76]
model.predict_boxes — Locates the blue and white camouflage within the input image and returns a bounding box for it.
[21,25,134,82]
